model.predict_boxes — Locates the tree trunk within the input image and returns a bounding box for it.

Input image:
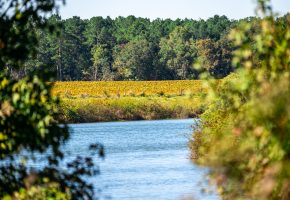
[57,38,63,81]
[94,65,98,80]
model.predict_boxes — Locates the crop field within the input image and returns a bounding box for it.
[53,80,210,122]
[52,80,205,98]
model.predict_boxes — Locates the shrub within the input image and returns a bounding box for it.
[190,3,290,200]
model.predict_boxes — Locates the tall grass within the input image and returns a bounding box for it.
[58,95,205,123]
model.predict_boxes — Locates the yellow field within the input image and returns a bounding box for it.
[52,80,205,97]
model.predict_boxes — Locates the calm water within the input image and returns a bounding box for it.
[66,119,219,200]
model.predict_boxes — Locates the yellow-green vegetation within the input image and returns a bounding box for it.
[53,80,207,123]
[52,80,204,98]
[190,4,290,200]
[59,95,204,123]
[3,182,71,200]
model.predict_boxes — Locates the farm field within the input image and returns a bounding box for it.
[52,80,205,98]
[53,80,207,123]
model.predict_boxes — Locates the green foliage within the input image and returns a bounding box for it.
[84,16,115,48]
[190,2,290,199]
[0,1,103,199]
[59,95,204,123]
[159,26,197,79]
[113,39,157,80]
[19,14,242,80]
[0,0,63,70]
[113,16,150,43]
[3,182,71,200]
[61,16,91,80]
[195,37,233,78]
[91,45,111,80]
[0,75,68,159]
[0,78,102,199]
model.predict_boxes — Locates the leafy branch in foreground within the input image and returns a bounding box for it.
[190,0,290,199]
[0,1,104,199]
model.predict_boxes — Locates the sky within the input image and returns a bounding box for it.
[59,0,290,20]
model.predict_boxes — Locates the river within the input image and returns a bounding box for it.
[66,119,219,200]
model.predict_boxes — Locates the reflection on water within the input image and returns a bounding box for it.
[67,119,219,200]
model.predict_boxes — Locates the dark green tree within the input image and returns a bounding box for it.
[159,26,197,79]
[90,45,112,80]
[61,16,91,80]
[15,14,261,81]
[113,39,156,80]
[195,37,233,78]
[84,16,115,48]
[113,16,150,44]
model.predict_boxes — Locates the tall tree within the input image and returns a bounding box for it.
[196,37,233,78]
[159,26,197,79]
[17,14,263,81]
[113,16,150,44]
[84,16,115,48]
[62,16,91,80]
[113,39,156,80]
[91,45,112,80]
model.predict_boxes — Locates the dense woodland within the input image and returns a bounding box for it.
[11,14,286,81]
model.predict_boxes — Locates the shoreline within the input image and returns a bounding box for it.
[65,117,197,125]
[58,96,205,124]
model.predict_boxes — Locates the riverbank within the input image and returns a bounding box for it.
[58,95,205,123]
[53,80,207,123]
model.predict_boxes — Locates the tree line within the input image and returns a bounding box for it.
[13,14,288,81]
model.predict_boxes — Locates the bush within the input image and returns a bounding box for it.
[190,3,290,200]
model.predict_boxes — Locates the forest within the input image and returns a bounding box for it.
[9,14,286,81]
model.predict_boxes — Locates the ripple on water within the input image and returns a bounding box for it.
[66,119,220,200]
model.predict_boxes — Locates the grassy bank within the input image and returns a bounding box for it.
[53,80,207,123]
[58,95,205,123]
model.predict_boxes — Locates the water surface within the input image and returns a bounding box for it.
[67,119,219,200]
